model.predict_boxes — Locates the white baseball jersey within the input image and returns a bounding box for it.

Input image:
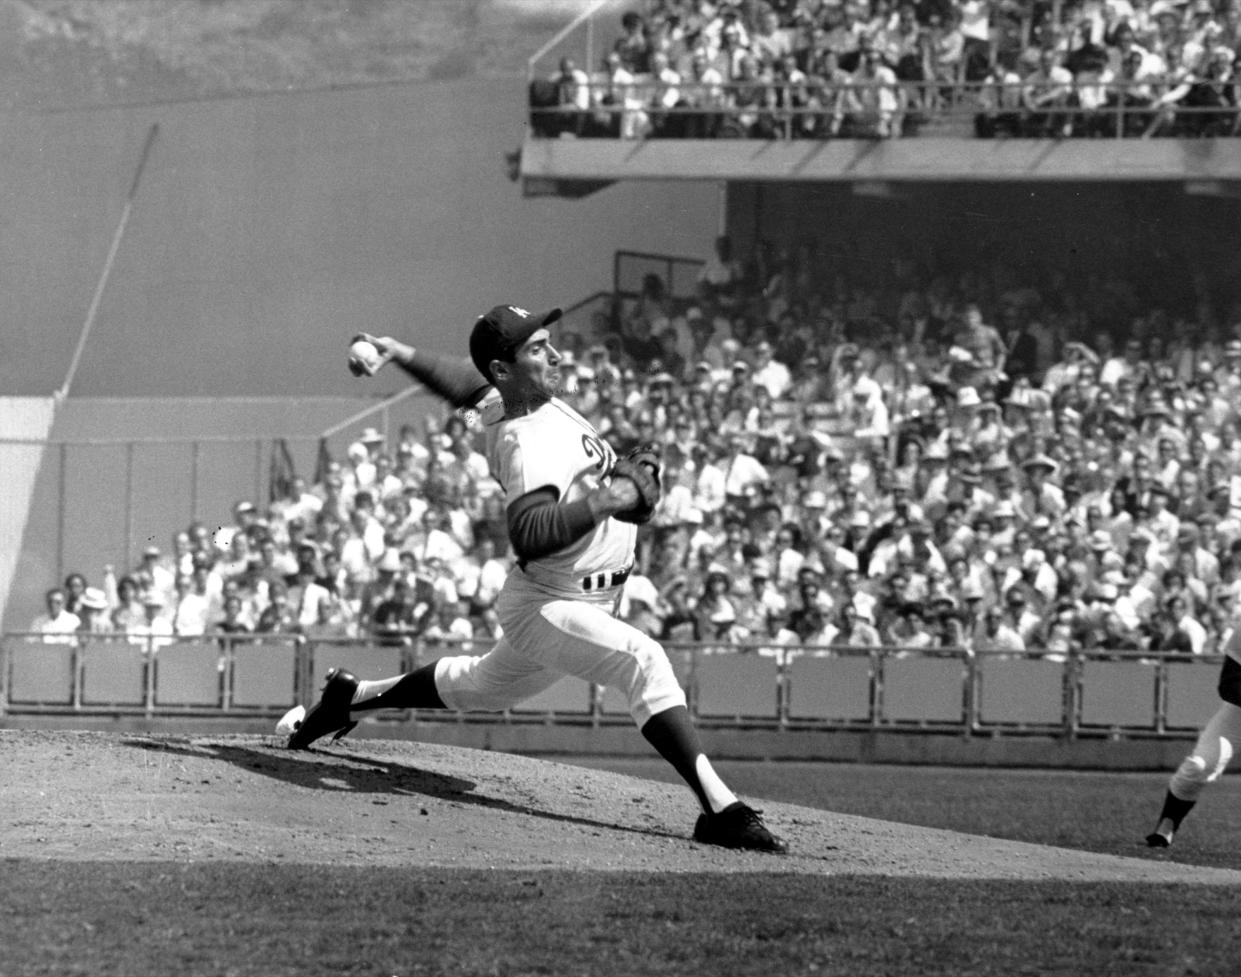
[431,393,685,730]
[475,389,636,590]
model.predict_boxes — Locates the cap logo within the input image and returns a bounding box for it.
[508,306,531,319]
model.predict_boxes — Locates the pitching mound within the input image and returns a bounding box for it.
[4,730,1237,884]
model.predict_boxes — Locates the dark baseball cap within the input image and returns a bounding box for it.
[469,304,562,381]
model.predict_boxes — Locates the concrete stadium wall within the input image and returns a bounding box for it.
[0,398,56,630]
[0,77,720,399]
[0,75,720,625]
[0,713,1198,771]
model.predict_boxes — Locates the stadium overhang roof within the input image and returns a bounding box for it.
[520,136,1241,198]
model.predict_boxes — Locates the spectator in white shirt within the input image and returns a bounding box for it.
[29,588,80,644]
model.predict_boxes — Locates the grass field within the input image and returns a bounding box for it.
[565,756,1241,871]
[4,733,1240,977]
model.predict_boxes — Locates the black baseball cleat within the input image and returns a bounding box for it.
[1145,831,1172,849]
[287,668,359,750]
[693,802,788,854]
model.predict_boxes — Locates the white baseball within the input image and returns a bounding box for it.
[348,339,382,376]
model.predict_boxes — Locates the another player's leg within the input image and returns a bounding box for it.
[1144,701,1241,847]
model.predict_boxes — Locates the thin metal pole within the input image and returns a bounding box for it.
[58,123,160,401]
[56,443,67,583]
[190,441,201,522]
[321,386,419,438]
[124,441,134,572]
[254,439,263,508]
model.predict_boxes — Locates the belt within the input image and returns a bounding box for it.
[581,567,631,592]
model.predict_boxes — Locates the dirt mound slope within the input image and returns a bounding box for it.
[4,730,1238,884]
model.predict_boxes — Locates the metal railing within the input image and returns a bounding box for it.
[1,632,1222,740]
[529,78,1241,141]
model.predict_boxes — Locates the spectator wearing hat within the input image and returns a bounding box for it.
[943,460,994,524]
[1020,453,1065,519]
[917,440,952,507]
[733,559,788,642]
[129,590,174,650]
[133,544,177,606]
[926,590,970,648]
[213,499,261,559]
[76,587,113,635]
[1206,480,1241,550]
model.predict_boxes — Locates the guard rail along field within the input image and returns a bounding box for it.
[0,632,1223,741]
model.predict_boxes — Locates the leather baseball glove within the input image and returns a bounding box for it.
[609,443,662,525]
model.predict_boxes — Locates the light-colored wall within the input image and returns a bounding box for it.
[0,74,721,627]
[0,77,720,399]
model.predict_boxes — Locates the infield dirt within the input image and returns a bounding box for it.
[3,730,1238,884]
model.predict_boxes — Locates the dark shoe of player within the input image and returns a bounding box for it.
[693,802,788,854]
[287,668,359,750]
[1145,831,1172,849]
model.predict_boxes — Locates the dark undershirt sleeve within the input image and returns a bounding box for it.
[506,487,599,562]
[399,349,492,409]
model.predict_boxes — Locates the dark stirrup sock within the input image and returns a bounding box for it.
[641,705,712,812]
[352,663,446,712]
[1157,790,1196,831]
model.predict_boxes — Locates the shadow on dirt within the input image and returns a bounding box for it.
[121,735,685,842]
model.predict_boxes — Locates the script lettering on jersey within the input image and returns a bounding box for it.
[581,433,615,472]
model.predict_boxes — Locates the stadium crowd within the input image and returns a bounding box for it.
[531,0,1241,139]
[29,233,1241,660]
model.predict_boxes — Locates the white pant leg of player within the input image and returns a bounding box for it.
[438,584,747,823]
[1146,700,1241,848]
[288,583,787,850]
